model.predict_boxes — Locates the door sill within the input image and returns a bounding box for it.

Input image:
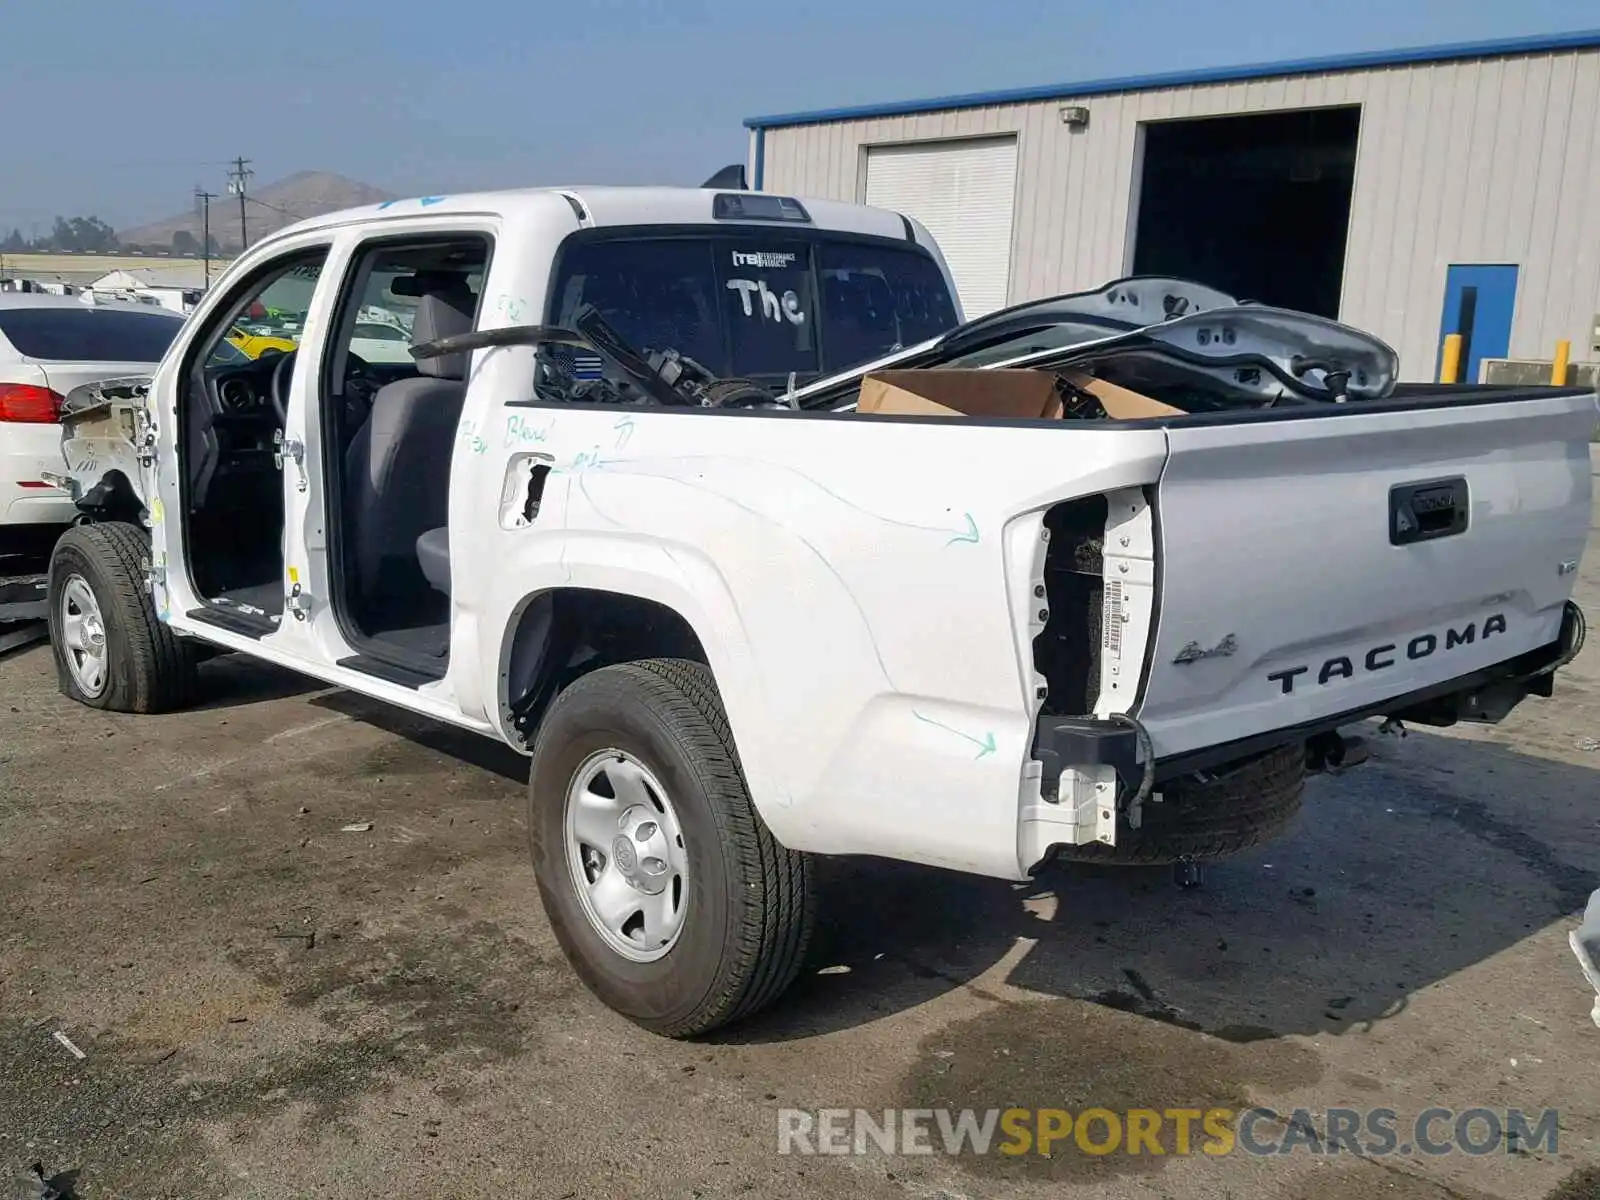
[335,653,441,689]
[187,605,279,639]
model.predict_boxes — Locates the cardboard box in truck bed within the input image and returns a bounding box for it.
[856,369,1184,421]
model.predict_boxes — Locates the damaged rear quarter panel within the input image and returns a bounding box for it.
[465,400,1167,879]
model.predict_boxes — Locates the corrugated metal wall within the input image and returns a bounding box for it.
[755,49,1600,380]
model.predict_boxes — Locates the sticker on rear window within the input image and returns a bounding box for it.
[731,251,797,269]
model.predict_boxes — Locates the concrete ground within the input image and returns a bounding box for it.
[2,458,1598,1200]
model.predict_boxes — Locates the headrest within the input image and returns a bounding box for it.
[410,289,476,380]
[392,270,470,298]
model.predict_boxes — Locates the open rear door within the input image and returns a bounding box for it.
[1135,391,1595,760]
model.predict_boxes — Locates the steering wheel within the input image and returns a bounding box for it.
[269,348,375,425]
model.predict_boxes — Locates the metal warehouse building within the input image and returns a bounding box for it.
[745,30,1600,383]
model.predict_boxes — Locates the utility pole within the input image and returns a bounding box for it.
[226,156,253,250]
[194,186,217,287]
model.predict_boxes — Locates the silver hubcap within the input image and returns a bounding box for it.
[59,575,109,698]
[564,749,690,963]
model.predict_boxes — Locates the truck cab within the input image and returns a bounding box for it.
[58,188,958,712]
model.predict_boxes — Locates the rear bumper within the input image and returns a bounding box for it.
[1034,601,1587,792]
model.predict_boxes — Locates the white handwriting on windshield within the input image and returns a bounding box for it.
[726,278,806,326]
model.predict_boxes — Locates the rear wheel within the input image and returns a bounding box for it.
[47,522,197,713]
[527,658,813,1037]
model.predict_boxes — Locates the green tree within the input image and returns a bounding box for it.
[40,215,119,252]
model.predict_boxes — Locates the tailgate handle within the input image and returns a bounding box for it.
[1390,477,1469,546]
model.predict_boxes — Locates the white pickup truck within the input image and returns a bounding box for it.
[42,186,1594,1037]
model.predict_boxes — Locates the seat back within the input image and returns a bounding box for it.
[343,287,475,606]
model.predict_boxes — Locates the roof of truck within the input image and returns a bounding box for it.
[269,185,921,247]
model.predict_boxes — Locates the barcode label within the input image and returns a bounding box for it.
[1103,578,1124,654]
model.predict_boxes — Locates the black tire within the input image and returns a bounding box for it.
[1055,742,1307,865]
[527,658,814,1037]
[47,522,197,713]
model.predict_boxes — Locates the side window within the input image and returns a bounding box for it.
[321,234,491,454]
[326,237,489,379]
[203,257,326,367]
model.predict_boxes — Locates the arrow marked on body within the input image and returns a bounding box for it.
[613,416,635,449]
[945,513,979,546]
[914,711,997,759]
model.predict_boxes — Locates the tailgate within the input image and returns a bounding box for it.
[1137,392,1596,759]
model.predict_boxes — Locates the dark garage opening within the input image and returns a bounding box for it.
[1131,106,1361,318]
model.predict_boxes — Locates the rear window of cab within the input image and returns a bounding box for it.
[547,231,959,385]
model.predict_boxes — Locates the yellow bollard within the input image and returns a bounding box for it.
[1553,339,1572,386]
[1439,333,1463,384]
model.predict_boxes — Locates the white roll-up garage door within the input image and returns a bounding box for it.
[864,136,1018,318]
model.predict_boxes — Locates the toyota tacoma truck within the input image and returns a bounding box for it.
[40,186,1594,1037]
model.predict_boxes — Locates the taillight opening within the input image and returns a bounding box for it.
[0,383,64,423]
[1032,495,1109,718]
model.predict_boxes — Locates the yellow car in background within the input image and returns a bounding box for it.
[226,327,299,359]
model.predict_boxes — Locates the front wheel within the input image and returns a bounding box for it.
[527,658,814,1037]
[47,522,197,713]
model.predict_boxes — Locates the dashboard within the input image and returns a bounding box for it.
[186,349,384,509]
[205,350,381,418]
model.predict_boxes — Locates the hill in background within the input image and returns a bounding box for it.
[121,170,396,252]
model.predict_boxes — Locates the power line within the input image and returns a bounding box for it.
[243,194,305,220]
[226,156,253,249]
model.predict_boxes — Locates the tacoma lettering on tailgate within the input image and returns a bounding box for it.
[1267,614,1508,695]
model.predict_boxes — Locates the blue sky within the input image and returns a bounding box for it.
[2,0,1597,235]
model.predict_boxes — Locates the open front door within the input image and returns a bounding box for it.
[146,241,333,646]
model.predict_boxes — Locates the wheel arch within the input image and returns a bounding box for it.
[73,468,146,523]
[493,578,783,820]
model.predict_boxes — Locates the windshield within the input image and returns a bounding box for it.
[548,231,959,384]
[0,306,182,362]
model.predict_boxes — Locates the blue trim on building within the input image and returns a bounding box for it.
[753,127,766,190]
[744,28,1600,129]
